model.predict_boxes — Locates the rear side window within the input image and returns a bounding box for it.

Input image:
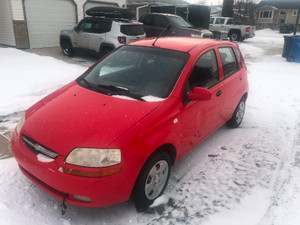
[121,25,144,35]
[218,47,239,78]
[209,18,214,24]
[188,50,219,89]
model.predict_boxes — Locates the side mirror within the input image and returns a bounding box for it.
[188,87,212,101]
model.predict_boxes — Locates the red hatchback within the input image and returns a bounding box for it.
[11,37,248,210]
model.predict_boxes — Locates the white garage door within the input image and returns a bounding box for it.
[25,0,76,48]
[84,1,119,17]
[0,0,16,46]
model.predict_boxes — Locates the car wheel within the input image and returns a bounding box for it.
[226,98,246,128]
[132,152,171,210]
[229,32,240,42]
[99,47,113,58]
[61,41,74,57]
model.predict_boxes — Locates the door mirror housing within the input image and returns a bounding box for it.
[188,87,212,101]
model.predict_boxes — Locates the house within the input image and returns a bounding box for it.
[256,0,300,30]
[0,0,125,49]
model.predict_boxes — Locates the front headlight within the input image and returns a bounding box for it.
[16,113,25,135]
[65,148,121,168]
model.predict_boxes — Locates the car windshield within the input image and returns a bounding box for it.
[168,16,193,28]
[79,46,189,100]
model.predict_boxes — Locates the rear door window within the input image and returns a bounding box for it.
[92,20,112,34]
[188,49,219,89]
[121,25,144,35]
[218,47,239,78]
[215,18,225,24]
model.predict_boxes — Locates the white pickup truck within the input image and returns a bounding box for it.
[209,17,255,42]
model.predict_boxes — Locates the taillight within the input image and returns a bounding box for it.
[246,27,250,32]
[118,36,126,44]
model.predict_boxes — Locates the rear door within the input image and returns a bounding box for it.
[88,19,112,52]
[179,48,225,154]
[216,46,245,120]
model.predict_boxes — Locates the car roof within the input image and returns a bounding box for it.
[129,37,234,52]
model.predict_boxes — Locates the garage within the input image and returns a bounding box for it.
[83,0,119,17]
[0,0,16,46]
[24,0,77,48]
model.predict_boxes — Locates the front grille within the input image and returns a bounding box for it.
[22,134,58,159]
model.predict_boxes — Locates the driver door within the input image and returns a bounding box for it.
[72,19,93,49]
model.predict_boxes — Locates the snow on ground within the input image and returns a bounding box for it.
[0,48,86,132]
[0,29,300,225]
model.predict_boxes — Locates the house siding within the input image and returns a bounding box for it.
[0,0,16,46]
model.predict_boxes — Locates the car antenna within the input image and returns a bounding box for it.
[152,22,170,46]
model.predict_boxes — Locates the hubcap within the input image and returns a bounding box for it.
[231,33,238,41]
[145,160,169,200]
[236,101,245,124]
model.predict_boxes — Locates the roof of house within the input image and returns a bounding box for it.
[259,0,300,9]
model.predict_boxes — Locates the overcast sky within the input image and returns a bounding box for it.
[186,0,261,6]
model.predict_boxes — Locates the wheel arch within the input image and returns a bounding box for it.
[99,43,115,53]
[229,29,241,36]
[130,143,177,204]
[60,35,72,47]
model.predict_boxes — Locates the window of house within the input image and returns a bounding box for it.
[218,47,239,78]
[259,10,273,18]
[279,10,286,15]
[293,10,298,16]
[188,50,219,89]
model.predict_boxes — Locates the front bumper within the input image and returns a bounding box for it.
[11,130,136,207]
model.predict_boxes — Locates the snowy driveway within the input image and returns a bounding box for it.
[0,30,300,225]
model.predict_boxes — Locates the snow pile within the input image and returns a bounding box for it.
[0,29,300,224]
[0,48,86,116]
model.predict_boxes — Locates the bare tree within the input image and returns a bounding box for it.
[222,0,234,17]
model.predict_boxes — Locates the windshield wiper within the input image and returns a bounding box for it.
[79,78,113,95]
[97,84,145,101]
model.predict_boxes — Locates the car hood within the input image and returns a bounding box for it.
[179,27,212,34]
[22,82,161,156]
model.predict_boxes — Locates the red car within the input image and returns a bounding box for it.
[11,37,248,210]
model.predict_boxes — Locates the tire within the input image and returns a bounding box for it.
[229,31,240,42]
[226,98,246,128]
[61,40,74,57]
[132,152,171,210]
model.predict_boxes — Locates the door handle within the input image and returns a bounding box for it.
[216,90,222,97]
